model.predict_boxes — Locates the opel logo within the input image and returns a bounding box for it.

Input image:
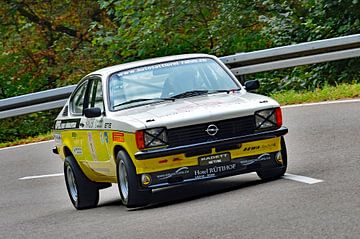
[205,124,219,136]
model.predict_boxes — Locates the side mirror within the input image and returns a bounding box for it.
[244,80,260,91]
[84,107,102,118]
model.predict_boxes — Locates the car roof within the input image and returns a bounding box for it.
[87,53,217,78]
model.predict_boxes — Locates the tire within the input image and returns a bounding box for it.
[64,155,110,209]
[257,137,287,181]
[116,150,151,208]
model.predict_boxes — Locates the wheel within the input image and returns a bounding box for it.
[257,137,287,181]
[116,150,151,208]
[64,155,110,209]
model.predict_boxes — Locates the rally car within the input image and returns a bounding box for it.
[53,54,288,209]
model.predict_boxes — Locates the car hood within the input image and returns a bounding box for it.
[109,92,279,130]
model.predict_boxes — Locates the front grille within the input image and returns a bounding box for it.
[167,115,255,147]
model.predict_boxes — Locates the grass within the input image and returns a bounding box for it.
[0,133,53,149]
[271,83,360,105]
[1,83,360,149]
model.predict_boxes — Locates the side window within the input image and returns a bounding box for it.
[88,78,104,112]
[70,81,88,115]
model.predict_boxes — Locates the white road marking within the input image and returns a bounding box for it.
[0,140,54,151]
[282,173,323,184]
[19,173,64,180]
[282,98,360,109]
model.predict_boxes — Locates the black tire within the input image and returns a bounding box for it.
[116,150,151,208]
[257,137,287,181]
[64,155,110,209]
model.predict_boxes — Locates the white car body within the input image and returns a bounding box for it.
[53,53,288,209]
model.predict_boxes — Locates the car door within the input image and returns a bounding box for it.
[68,79,89,164]
[83,76,115,177]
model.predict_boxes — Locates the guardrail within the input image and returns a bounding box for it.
[0,86,76,119]
[1,34,360,119]
[220,34,360,75]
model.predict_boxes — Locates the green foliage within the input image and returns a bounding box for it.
[255,0,360,94]
[0,110,58,143]
[1,0,360,143]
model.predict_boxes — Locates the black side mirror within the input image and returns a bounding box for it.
[244,80,260,91]
[84,107,102,118]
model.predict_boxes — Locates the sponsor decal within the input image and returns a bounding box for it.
[95,118,103,128]
[85,119,95,128]
[243,146,260,152]
[104,123,112,129]
[194,164,236,179]
[73,147,83,155]
[156,167,190,181]
[198,152,230,166]
[88,132,98,161]
[54,119,80,130]
[112,132,124,142]
[54,134,62,144]
[54,121,61,130]
[241,142,277,152]
[100,132,109,144]
[240,153,272,166]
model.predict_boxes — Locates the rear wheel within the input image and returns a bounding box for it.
[116,150,151,208]
[64,155,110,210]
[257,137,287,181]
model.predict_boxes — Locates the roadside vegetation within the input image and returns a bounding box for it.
[272,83,360,105]
[1,1,360,145]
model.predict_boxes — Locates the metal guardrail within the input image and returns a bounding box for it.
[220,34,360,75]
[0,86,75,119]
[1,34,360,119]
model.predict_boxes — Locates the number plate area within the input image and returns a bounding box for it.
[198,152,231,166]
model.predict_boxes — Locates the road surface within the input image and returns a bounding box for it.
[0,100,359,238]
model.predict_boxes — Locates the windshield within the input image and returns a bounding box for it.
[108,58,240,110]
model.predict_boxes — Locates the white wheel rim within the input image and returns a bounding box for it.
[119,161,129,201]
[66,166,78,201]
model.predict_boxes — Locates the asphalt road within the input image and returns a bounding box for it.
[0,100,359,239]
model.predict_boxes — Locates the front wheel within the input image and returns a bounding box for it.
[116,150,151,208]
[257,137,287,181]
[64,156,110,209]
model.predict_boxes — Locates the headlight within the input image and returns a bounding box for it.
[255,108,282,130]
[136,127,167,149]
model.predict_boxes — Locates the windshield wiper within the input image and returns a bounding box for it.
[113,98,175,108]
[170,90,209,99]
[208,89,241,94]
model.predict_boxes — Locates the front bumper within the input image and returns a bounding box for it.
[135,127,288,160]
[145,151,284,189]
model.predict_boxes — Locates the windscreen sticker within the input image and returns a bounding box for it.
[115,58,209,77]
